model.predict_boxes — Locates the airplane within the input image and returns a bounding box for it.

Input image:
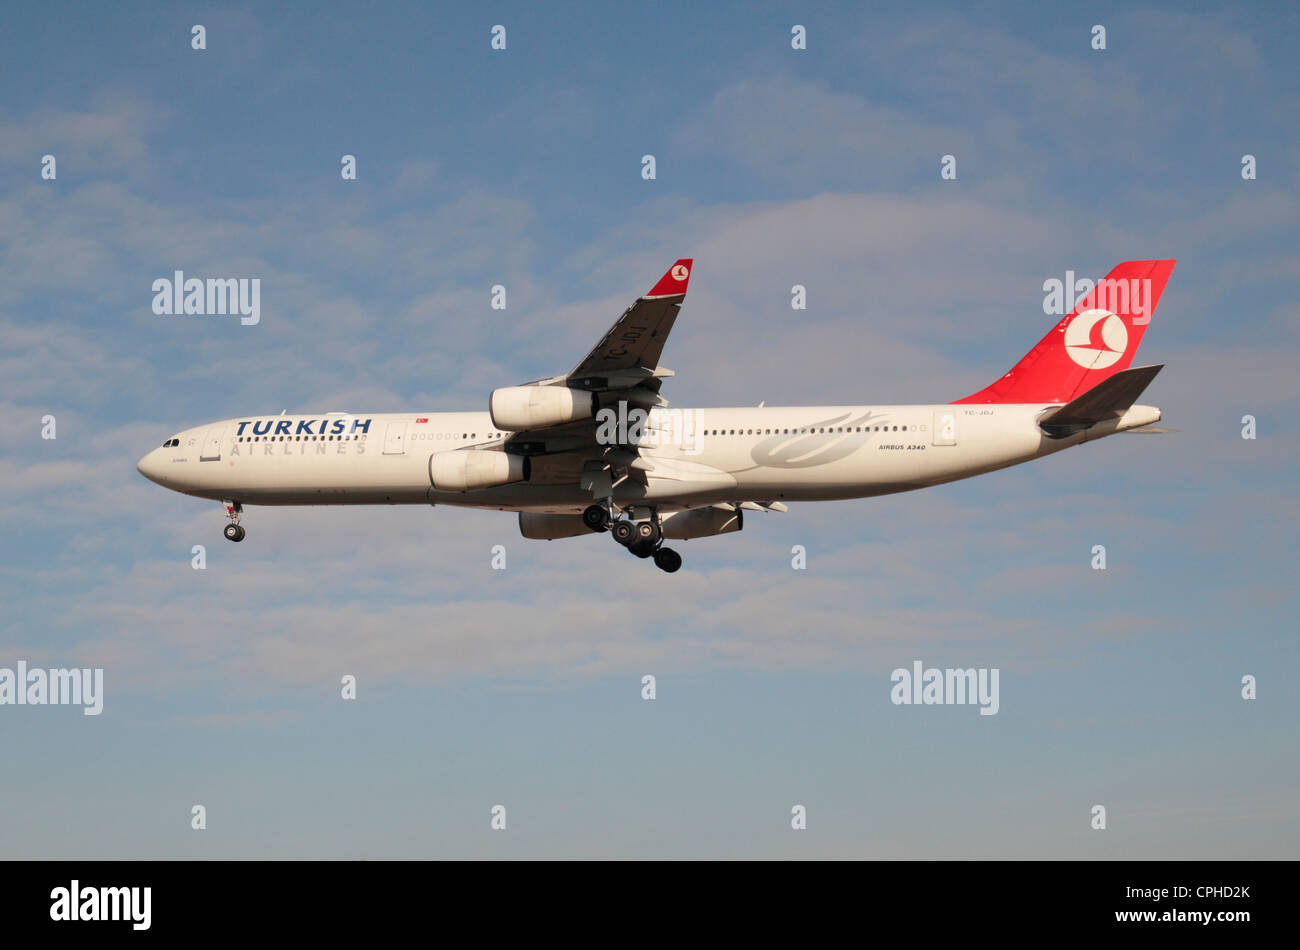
[137,258,1175,573]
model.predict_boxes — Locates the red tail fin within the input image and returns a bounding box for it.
[952,260,1175,405]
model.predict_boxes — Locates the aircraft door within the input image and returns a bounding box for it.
[199,426,225,461]
[932,411,956,446]
[383,422,407,455]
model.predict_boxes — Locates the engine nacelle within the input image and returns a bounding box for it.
[660,507,742,540]
[490,385,596,431]
[429,450,529,492]
[518,512,593,540]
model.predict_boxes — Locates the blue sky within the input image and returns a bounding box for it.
[1,1,1296,858]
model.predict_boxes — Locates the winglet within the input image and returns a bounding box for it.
[646,259,693,298]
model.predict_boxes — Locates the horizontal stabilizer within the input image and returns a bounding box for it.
[1038,364,1163,431]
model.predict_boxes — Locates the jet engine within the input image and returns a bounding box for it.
[489,386,596,431]
[429,450,529,492]
[518,512,593,540]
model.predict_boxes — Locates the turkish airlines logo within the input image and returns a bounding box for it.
[671,264,689,281]
[1064,308,1127,369]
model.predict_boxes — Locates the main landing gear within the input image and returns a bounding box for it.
[581,503,611,533]
[583,503,681,573]
[222,501,246,542]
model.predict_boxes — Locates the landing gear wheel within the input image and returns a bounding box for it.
[221,500,244,542]
[629,538,656,558]
[611,520,636,546]
[582,504,610,532]
[653,547,682,573]
[635,521,661,545]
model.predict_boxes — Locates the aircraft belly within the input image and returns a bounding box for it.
[189,443,434,503]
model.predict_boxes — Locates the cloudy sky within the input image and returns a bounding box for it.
[1,1,1296,858]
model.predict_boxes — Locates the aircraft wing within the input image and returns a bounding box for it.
[494,259,707,499]
[500,259,692,449]
[567,259,692,384]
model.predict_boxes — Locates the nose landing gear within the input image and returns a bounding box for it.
[222,501,245,542]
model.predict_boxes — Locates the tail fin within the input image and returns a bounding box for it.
[952,260,1175,405]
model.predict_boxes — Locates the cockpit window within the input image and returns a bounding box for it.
[162,438,179,447]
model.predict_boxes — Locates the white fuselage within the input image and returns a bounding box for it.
[135,402,1160,513]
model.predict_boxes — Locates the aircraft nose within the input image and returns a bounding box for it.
[137,449,165,484]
